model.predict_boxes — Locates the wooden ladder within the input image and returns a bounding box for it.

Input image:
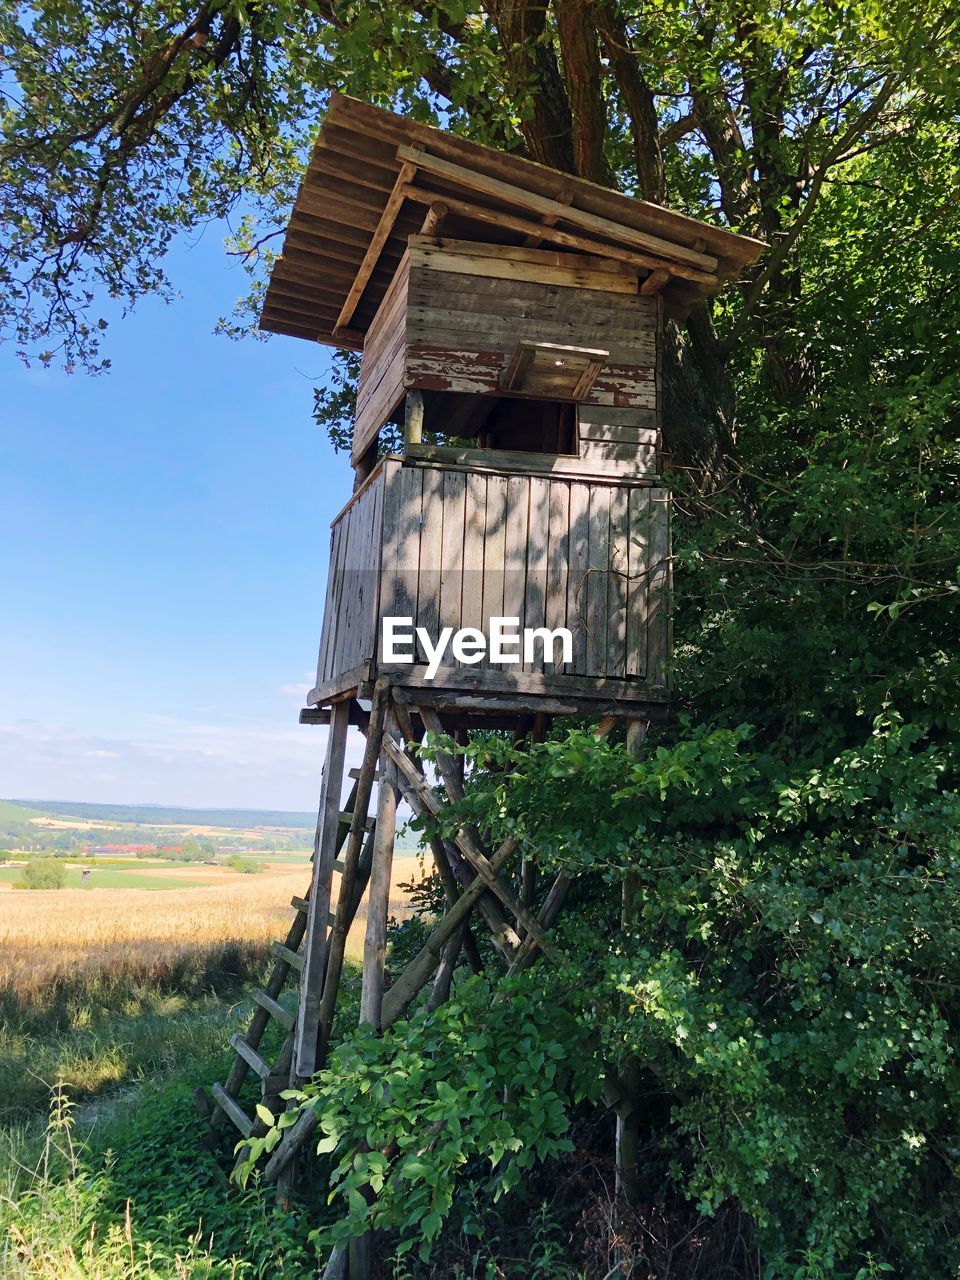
[201,682,646,1277]
[252,691,577,1193]
[205,694,383,1164]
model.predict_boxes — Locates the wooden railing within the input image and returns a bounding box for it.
[311,452,670,706]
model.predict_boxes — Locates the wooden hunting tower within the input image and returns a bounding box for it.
[202,95,763,1270]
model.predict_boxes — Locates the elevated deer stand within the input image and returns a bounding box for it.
[200,95,762,1273]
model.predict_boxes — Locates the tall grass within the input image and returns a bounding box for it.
[0,876,306,1120]
[0,857,427,1278]
[0,865,421,1120]
[1,1089,246,1278]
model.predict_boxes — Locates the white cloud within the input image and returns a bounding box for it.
[0,715,366,811]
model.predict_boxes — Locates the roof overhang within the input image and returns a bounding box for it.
[260,95,765,351]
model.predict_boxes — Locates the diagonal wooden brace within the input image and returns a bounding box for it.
[506,874,572,976]
[381,836,517,1027]
[263,836,517,1187]
[382,736,557,960]
[390,699,519,962]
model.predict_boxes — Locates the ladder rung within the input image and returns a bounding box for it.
[270,941,303,972]
[348,767,380,781]
[229,1034,271,1080]
[262,1072,290,1099]
[252,989,295,1031]
[212,1083,253,1137]
[338,810,374,832]
[290,895,335,926]
[333,858,346,873]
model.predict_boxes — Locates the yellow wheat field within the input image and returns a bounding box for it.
[0,872,299,1001]
[0,859,427,1005]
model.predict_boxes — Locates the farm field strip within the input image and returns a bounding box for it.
[0,857,426,997]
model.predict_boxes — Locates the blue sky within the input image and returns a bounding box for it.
[0,228,364,810]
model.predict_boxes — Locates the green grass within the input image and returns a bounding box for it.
[0,993,251,1122]
[0,1081,322,1279]
[0,800,47,823]
[0,966,354,1278]
[0,869,338,1280]
[0,866,207,890]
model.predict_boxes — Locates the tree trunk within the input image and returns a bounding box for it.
[660,304,738,486]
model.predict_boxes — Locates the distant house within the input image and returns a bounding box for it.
[84,843,157,854]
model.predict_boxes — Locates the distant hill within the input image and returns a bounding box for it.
[0,800,47,823]
[7,799,317,830]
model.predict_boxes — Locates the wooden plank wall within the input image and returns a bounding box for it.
[376,462,670,687]
[404,247,658,414]
[315,459,669,697]
[352,242,660,472]
[314,466,387,689]
[578,405,659,472]
[353,256,410,461]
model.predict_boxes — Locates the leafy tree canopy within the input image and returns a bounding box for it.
[1,0,957,380]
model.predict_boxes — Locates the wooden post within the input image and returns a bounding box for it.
[316,681,389,1063]
[293,698,350,1080]
[427,923,466,1011]
[404,390,424,449]
[419,200,449,237]
[519,712,548,937]
[360,709,400,1030]
[615,1059,644,1214]
[353,437,378,490]
[352,706,402,1278]
[625,717,647,755]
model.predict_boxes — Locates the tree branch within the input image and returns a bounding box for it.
[590,0,663,200]
[691,84,755,228]
[660,112,697,149]
[723,72,903,350]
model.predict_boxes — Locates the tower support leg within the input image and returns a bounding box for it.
[360,709,400,1029]
[316,681,389,1064]
[294,697,350,1081]
[349,709,402,1275]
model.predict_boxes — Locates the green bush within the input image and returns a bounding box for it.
[241,975,598,1264]
[417,720,960,1275]
[16,859,67,890]
[228,856,264,874]
[260,712,958,1275]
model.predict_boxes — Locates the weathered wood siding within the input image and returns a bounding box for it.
[314,465,386,691]
[353,258,409,461]
[353,241,660,470]
[405,242,657,413]
[578,405,659,472]
[314,457,670,700]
